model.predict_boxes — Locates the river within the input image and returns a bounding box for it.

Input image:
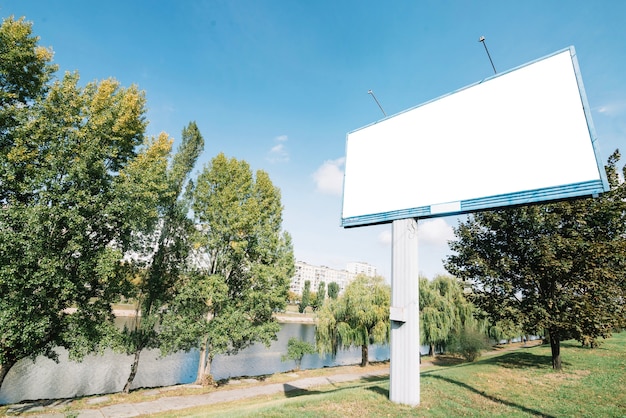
[0,323,391,405]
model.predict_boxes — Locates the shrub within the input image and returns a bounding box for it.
[447,327,490,362]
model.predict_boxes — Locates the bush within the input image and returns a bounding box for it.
[447,327,490,362]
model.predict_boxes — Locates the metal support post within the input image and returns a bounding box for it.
[389,218,420,405]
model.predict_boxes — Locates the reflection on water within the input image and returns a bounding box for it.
[0,323,390,404]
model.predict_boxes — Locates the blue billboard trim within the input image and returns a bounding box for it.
[341,179,606,227]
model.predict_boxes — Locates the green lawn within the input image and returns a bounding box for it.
[148,333,626,417]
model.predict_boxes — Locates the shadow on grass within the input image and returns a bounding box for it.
[282,375,388,398]
[425,346,567,371]
[479,351,563,369]
[426,374,556,417]
[4,398,73,415]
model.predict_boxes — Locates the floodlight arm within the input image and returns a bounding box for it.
[479,36,497,74]
[368,89,387,117]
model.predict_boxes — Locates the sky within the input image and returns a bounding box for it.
[3,1,625,280]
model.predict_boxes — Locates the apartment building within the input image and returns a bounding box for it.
[289,260,378,296]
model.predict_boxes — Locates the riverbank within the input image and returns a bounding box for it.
[3,341,544,417]
[109,304,317,323]
[4,362,391,417]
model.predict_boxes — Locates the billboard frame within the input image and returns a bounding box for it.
[341,46,609,228]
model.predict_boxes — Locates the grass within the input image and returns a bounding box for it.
[2,333,625,417]
[142,333,626,417]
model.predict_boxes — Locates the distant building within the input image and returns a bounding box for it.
[289,261,378,296]
[346,261,377,277]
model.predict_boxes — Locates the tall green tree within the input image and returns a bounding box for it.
[313,281,326,311]
[299,280,311,313]
[327,282,340,300]
[158,153,294,385]
[316,275,390,367]
[0,16,56,195]
[446,151,626,370]
[0,17,148,389]
[119,122,204,393]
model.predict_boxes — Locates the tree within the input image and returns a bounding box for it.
[327,282,340,299]
[0,16,56,192]
[447,326,490,362]
[118,122,204,393]
[299,280,311,313]
[316,275,390,367]
[0,17,147,389]
[312,281,326,311]
[158,153,294,385]
[281,337,316,371]
[419,276,456,357]
[287,290,300,305]
[419,275,480,357]
[446,151,626,370]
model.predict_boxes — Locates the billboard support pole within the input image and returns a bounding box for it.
[389,218,420,405]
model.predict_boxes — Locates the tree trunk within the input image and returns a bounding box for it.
[549,331,562,370]
[196,340,207,385]
[0,360,16,392]
[196,338,214,385]
[361,344,369,367]
[123,349,142,394]
[429,343,435,357]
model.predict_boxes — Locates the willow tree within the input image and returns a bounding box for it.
[420,275,480,357]
[446,151,626,370]
[316,274,390,367]
[159,153,294,385]
[0,18,147,389]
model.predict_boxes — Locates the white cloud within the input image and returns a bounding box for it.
[375,218,453,247]
[313,157,345,196]
[418,218,455,246]
[267,135,289,163]
[595,100,626,117]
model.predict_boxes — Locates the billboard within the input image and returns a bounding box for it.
[341,47,609,228]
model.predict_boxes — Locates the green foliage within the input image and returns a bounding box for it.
[419,275,484,356]
[446,151,626,369]
[0,17,147,389]
[487,319,523,343]
[312,281,326,311]
[327,282,340,299]
[299,280,311,313]
[0,16,56,157]
[316,275,390,367]
[116,122,204,392]
[161,153,294,383]
[447,326,490,362]
[281,337,316,371]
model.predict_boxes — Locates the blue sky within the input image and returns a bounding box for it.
[4,1,625,280]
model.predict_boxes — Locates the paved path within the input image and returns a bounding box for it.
[10,368,389,418]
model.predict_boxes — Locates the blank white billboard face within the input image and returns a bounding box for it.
[342,47,609,228]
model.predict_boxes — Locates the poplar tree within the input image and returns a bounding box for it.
[119,122,204,393]
[327,282,340,299]
[313,281,326,311]
[159,153,294,385]
[299,280,311,313]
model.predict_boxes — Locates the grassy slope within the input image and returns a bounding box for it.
[149,333,626,417]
